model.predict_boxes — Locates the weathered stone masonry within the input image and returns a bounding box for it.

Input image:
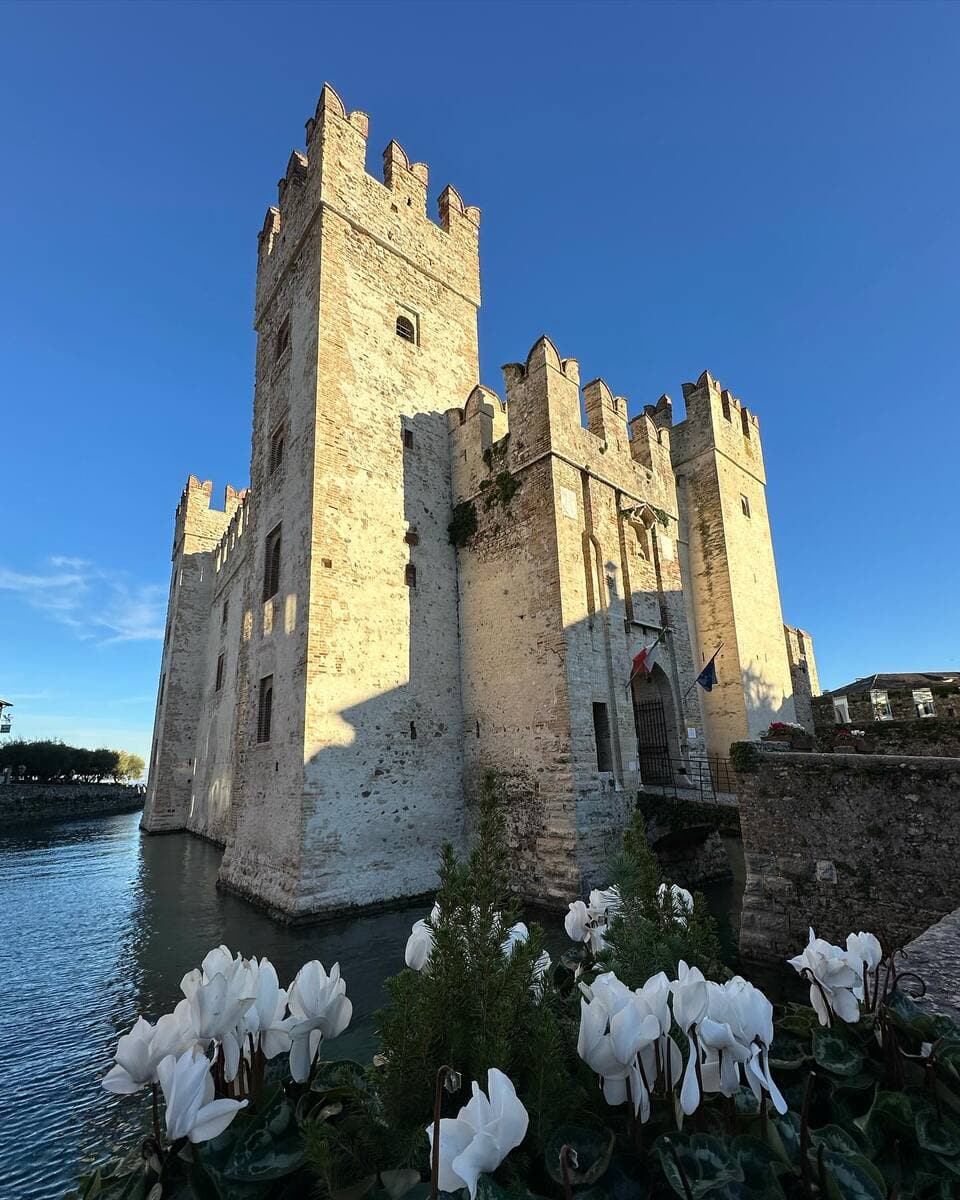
[738,752,960,961]
[143,84,816,919]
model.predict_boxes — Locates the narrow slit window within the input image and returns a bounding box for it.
[593,702,612,772]
[221,599,229,627]
[269,423,285,474]
[158,673,165,706]
[275,316,291,362]
[396,314,416,343]
[740,494,751,518]
[402,428,414,449]
[215,653,225,692]
[405,563,417,588]
[257,675,274,743]
[263,523,282,600]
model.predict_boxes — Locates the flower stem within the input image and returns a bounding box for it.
[800,1071,815,1198]
[663,1138,694,1200]
[560,1146,575,1200]
[430,1065,453,1200]
[151,1082,161,1144]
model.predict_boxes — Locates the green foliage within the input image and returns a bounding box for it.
[0,739,144,783]
[448,501,478,549]
[482,471,521,512]
[729,741,761,774]
[375,772,581,1152]
[603,813,727,986]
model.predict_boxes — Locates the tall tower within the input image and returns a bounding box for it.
[672,372,796,755]
[143,478,244,831]
[216,86,482,917]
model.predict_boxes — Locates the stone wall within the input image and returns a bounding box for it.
[814,717,960,758]
[0,783,144,826]
[738,752,960,961]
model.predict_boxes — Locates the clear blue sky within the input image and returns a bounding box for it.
[1,0,958,762]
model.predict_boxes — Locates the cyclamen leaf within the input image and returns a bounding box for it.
[813,1030,864,1077]
[917,1107,960,1157]
[224,1094,306,1182]
[819,1150,885,1200]
[655,1133,744,1200]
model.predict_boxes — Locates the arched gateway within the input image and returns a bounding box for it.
[631,664,681,785]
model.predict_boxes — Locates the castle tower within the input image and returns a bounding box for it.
[215,86,482,916]
[142,478,244,831]
[450,336,703,903]
[671,372,797,754]
[784,624,820,733]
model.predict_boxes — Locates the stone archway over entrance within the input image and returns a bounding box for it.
[632,664,681,785]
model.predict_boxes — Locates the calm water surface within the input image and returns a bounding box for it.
[1,815,754,1200]
[0,812,426,1200]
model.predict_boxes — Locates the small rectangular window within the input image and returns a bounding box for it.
[263,524,282,601]
[257,675,273,743]
[215,653,225,692]
[221,599,229,627]
[269,423,285,474]
[405,563,417,588]
[593,702,612,772]
[402,428,414,449]
[740,494,751,518]
[275,316,290,362]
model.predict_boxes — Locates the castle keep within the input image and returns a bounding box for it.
[143,86,817,918]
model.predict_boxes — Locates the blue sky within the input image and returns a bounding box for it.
[1,0,958,762]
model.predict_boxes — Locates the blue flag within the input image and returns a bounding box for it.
[696,657,718,692]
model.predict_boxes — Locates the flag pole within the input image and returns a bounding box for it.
[683,642,723,700]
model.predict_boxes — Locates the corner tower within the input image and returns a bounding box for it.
[217,85,481,917]
[671,372,796,754]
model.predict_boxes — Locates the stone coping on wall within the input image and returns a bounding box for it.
[742,749,960,772]
[903,908,960,1024]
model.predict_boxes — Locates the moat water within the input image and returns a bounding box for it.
[0,812,747,1200]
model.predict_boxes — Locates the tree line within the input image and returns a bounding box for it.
[0,739,146,784]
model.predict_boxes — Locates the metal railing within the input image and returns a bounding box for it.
[636,756,737,804]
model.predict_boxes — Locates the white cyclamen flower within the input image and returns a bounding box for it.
[221,956,291,1082]
[788,928,862,1026]
[102,1001,199,1095]
[285,960,352,1083]
[427,1068,528,1200]
[405,902,441,971]
[657,883,694,926]
[501,922,529,957]
[577,971,661,1120]
[156,1048,247,1143]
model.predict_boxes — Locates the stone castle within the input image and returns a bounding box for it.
[143,85,818,918]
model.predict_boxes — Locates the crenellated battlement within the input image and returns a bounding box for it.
[213,487,250,578]
[254,83,481,320]
[449,336,678,514]
[672,370,765,479]
[173,476,247,557]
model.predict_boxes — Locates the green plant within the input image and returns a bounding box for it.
[448,500,478,549]
[376,773,579,1151]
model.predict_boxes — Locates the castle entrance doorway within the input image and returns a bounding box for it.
[632,664,678,784]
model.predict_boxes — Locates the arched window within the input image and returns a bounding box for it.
[396,315,416,343]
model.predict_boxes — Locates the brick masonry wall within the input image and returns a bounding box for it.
[738,752,960,961]
[0,783,144,826]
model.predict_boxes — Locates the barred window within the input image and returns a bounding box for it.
[270,423,285,474]
[257,675,273,743]
[263,524,282,601]
[275,316,290,361]
[396,314,416,343]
